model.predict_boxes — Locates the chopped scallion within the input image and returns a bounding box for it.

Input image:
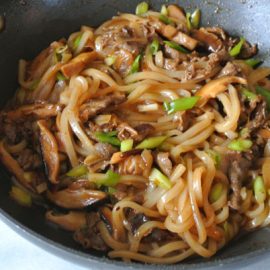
[136,136,167,149]
[163,96,200,114]
[228,139,252,152]
[149,168,172,189]
[56,72,67,81]
[136,2,149,15]
[206,149,221,168]
[73,34,82,50]
[209,182,223,203]
[159,14,173,25]
[163,40,189,54]
[253,176,266,203]
[130,54,142,74]
[160,5,168,16]
[241,87,257,101]
[96,170,120,187]
[29,79,40,91]
[256,85,270,110]
[10,186,32,207]
[105,55,116,66]
[150,39,159,55]
[245,58,262,68]
[95,131,120,146]
[190,8,201,29]
[229,37,245,57]
[186,12,192,31]
[66,165,88,177]
[120,139,133,152]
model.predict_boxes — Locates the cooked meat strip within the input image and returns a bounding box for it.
[133,123,155,142]
[238,40,258,59]
[79,93,126,123]
[16,148,42,170]
[155,152,173,177]
[217,62,240,78]
[94,142,118,159]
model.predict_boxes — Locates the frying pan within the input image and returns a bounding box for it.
[0,0,270,269]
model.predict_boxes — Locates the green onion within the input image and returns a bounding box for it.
[105,55,116,66]
[245,58,262,68]
[96,170,120,187]
[29,79,40,91]
[228,139,252,152]
[209,182,223,203]
[149,168,172,189]
[253,176,266,203]
[23,172,35,183]
[108,187,116,194]
[73,34,82,50]
[10,186,32,207]
[150,39,159,55]
[159,14,173,25]
[241,87,257,101]
[130,54,142,74]
[56,72,67,81]
[136,2,149,15]
[159,141,174,151]
[206,149,221,168]
[136,136,167,149]
[120,139,133,152]
[95,131,120,146]
[256,86,270,110]
[160,5,168,16]
[229,37,245,57]
[66,165,88,177]
[163,40,189,54]
[186,12,192,31]
[190,8,201,29]
[163,96,200,114]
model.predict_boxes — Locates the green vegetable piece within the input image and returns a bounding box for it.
[163,40,189,54]
[105,55,116,66]
[150,39,160,55]
[245,58,262,68]
[136,2,149,15]
[228,139,252,152]
[73,34,82,50]
[191,8,201,29]
[149,168,172,189]
[160,5,168,16]
[207,149,221,168]
[29,79,40,91]
[95,131,120,146]
[136,136,167,149]
[164,96,200,114]
[108,187,116,194]
[241,87,257,101]
[66,165,88,177]
[209,182,223,203]
[159,14,173,25]
[56,72,67,81]
[130,54,142,74]
[253,176,266,203]
[10,186,32,207]
[121,139,133,152]
[229,37,245,57]
[256,86,270,110]
[239,127,249,138]
[186,12,192,31]
[97,170,120,187]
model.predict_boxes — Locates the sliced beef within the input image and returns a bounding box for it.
[127,212,149,234]
[238,40,258,59]
[16,148,42,170]
[133,123,155,142]
[94,142,118,159]
[79,93,126,123]
[155,152,173,177]
[218,62,240,78]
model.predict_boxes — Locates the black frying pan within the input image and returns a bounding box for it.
[0,1,270,269]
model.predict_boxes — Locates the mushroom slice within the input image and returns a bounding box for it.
[0,140,34,192]
[47,188,107,209]
[46,210,86,231]
[61,51,99,78]
[196,76,247,105]
[99,206,113,234]
[37,120,59,184]
[6,103,62,121]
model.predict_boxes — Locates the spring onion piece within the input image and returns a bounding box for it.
[229,37,245,57]
[29,79,40,91]
[10,186,32,207]
[209,182,223,203]
[56,72,67,81]
[23,172,35,183]
[163,41,189,54]
[130,54,142,74]
[136,136,167,149]
[256,86,270,110]
[120,139,133,152]
[228,139,252,152]
[159,14,173,25]
[186,12,192,31]
[95,131,120,146]
[149,168,172,189]
[190,8,201,29]
[73,34,82,50]
[241,87,257,101]
[253,176,266,203]
[108,187,116,194]
[159,141,174,151]
[105,55,116,66]
[66,165,88,177]
[160,5,168,16]
[245,58,262,68]
[163,96,200,114]
[136,2,149,15]
[207,149,221,168]
[96,170,120,187]
[150,39,160,55]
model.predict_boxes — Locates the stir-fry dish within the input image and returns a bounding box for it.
[1,2,270,264]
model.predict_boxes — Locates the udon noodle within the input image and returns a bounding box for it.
[1,2,270,264]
